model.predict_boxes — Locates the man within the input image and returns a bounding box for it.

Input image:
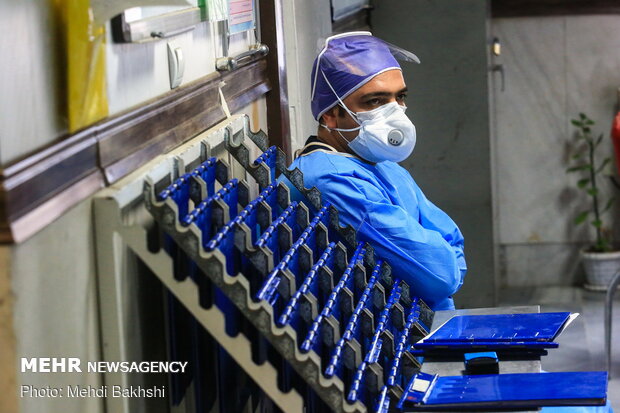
[287,32,466,310]
[284,33,614,412]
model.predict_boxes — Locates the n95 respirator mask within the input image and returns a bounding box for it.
[324,101,417,163]
[348,102,416,163]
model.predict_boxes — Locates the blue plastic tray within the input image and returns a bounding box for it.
[399,371,607,410]
[421,312,571,343]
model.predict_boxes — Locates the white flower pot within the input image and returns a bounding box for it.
[582,249,620,291]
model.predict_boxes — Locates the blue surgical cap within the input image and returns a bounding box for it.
[310,31,420,120]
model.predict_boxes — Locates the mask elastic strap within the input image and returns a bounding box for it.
[320,70,361,125]
[311,51,327,101]
[318,72,362,134]
[320,124,356,148]
[320,123,360,133]
[335,129,352,146]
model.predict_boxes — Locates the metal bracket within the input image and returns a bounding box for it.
[216,43,269,72]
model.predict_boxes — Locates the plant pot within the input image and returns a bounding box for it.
[581,249,620,291]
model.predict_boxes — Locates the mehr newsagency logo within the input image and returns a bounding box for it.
[19,357,186,399]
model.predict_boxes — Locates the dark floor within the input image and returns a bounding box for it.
[498,286,620,410]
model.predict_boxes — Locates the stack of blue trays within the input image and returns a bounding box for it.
[413,312,574,356]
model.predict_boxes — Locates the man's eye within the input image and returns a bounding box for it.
[366,98,381,106]
[397,94,408,102]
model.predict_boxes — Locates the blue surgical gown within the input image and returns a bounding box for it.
[286,149,466,310]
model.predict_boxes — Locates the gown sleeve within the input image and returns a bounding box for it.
[315,170,465,310]
[411,180,467,293]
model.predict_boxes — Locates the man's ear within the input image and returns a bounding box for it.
[321,106,339,129]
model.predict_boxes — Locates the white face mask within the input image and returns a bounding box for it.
[324,101,417,163]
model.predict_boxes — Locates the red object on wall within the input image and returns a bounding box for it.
[611,111,620,176]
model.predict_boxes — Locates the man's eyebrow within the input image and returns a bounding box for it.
[359,88,408,100]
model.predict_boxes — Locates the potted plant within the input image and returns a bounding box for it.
[567,113,619,290]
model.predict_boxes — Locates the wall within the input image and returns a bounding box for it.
[0,2,269,413]
[492,15,620,287]
[282,0,332,152]
[372,0,497,308]
[107,20,255,114]
[12,200,103,413]
[0,247,17,413]
[0,0,65,164]
[0,0,258,166]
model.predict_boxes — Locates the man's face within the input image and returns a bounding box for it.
[322,69,408,142]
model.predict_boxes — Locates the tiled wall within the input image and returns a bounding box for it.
[491,15,620,287]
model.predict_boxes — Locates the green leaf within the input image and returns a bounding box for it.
[571,152,584,160]
[583,127,591,133]
[571,119,582,127]
[595,133,604,146]
[591,219,602,228]
[587,188,599,196]
[574,210,589,225]
[566,164,590,173]
[596,158,611,173]
[586,119,595,125]
[577,178,589,188]
[579,113,587,119]
[602,197,616,213]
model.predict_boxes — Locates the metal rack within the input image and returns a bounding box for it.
[95,115,432,413]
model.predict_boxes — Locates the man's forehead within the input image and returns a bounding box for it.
[349,70,406,99]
